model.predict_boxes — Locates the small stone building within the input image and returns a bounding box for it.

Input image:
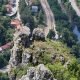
[31,6,38,13]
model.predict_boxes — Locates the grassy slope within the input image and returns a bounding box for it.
[12,39,77,79]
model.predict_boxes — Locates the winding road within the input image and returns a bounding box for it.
[40,0,58,39]
[69,0,80,17]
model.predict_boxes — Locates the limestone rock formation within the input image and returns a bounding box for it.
[22,51,31,64]
[32,28,45,41]
[9,73,16,80]
[9,26,30,67]
[20,64,56,80]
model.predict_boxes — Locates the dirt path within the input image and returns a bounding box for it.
[40,0,58,39]
[69,0,80,16]
[57,0,67,14]
[57,0,72,23]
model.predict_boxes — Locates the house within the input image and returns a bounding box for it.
[1,42,12,50]
[0,42,13,51]
[11,19,22,30]
[31,6,38,13]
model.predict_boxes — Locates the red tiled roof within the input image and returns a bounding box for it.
[1,42,13,50]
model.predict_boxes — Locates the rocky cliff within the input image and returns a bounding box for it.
[19,64,56,80]
[9,26,30,67]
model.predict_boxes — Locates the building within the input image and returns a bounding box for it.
[0,42,13,51]
[11,19,22,30]
[31,6,38,13]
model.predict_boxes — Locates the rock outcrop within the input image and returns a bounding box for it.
[20,64,56,80]
[9,26,30,67]
[32,28,45,41]
[22,51,31,64]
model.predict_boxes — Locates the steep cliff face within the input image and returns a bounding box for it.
[8,39,77,80]
[20,64,56,80]
[22,51,31,65]
[32,28,45,41]
[9,26,30,67]
[9,27,46,68]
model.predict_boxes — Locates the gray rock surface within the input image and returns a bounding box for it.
[19,64,56,80]
[33,28,45,41]
[9,73,16,80]
[22,52,31,64]
[9,27,30,67]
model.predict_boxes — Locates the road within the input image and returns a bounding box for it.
[25,0,28,5]
[69,0,80,16]
[57,0,72,23]
[40,0,58,39]
[57,0,67,14]
[16,0,21,20]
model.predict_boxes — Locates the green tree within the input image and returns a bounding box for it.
[72,43,80,57]
[62,28,77,47]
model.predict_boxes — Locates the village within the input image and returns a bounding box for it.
[0,0,20,51]
[0,0,80,80]
[0,0,40,52]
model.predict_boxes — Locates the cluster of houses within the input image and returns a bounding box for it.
[0,19,22,52]
[0,0,18,52]
[0,0,40,52]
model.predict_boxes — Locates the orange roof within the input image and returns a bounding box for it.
[1,42,13,50]
[11,19,22,29]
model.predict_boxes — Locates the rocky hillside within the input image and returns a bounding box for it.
[8,39,79,80]
[0,0,80,80]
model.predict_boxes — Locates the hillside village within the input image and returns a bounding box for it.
[0,0,80,80]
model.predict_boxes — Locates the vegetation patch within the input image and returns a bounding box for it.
[0,50,11,68]
[11,40,80,80]
[0,73,9,80]
[0,1,14,46]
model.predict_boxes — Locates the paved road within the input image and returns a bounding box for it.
[69,0,80,16]
[40,0,58,39]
